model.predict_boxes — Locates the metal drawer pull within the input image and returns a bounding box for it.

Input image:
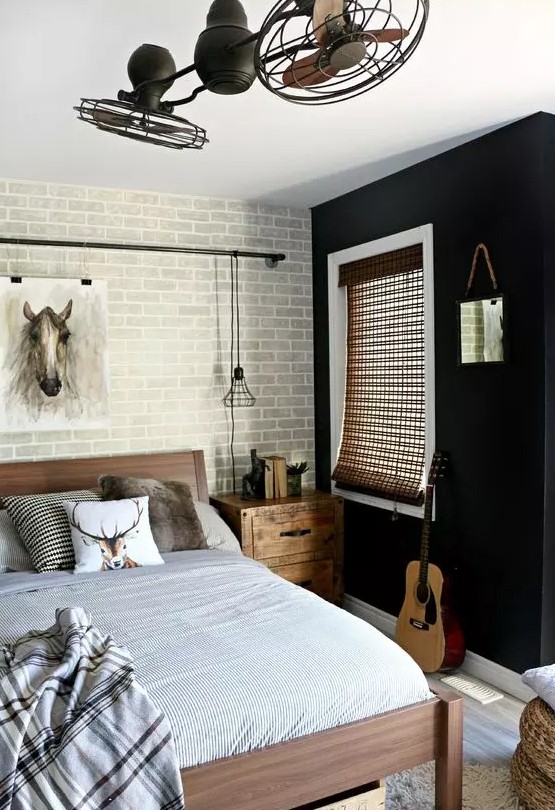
[299,579,313,588]
[280,529,311,538]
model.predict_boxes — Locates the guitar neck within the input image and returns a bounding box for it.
[419,484,434,585]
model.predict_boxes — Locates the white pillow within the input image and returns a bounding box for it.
[194,502,242,554]
[63,496,164,573]
[522,664,555,711]
[0,511,33,573]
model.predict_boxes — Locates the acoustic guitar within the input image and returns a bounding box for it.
[395,451,459,673]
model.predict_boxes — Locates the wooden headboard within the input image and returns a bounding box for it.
[0,450,209,503]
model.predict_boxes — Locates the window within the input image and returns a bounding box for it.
[328,225,435,518]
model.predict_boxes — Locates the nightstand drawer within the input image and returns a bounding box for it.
[273,559,333,600]
[252,507,334,559]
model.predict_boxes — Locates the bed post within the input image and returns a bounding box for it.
[434,689,463,810]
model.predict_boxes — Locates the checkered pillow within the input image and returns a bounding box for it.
[3,490,100,572]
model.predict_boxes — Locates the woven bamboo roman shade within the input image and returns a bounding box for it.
[332,244,425,505]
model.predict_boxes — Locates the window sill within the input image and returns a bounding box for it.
[331,483,425,519]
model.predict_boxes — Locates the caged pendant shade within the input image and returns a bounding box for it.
[223,365,256,408]
[223,253,256,408]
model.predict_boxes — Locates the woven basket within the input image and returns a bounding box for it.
[519,697,555,776]
[511,743,555,810]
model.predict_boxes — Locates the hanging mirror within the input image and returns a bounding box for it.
[457,243,507,366]
[457,294,506,365]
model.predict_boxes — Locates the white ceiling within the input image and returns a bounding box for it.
[1,0,554,208]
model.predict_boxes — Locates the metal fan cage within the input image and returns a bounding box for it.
[255,0,429,105]
[74,98,209,150]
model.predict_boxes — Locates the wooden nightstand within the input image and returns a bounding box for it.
[209,491,344,604]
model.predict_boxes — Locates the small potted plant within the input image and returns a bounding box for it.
[286,460,309,496]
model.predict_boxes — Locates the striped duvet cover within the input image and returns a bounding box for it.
[0,551,432,769]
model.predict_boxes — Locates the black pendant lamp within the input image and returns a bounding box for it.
[223,253,256,408]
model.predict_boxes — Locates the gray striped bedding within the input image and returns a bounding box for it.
[0,551,432,769]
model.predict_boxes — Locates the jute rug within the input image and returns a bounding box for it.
[386,762,523,809]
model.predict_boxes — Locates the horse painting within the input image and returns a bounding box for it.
[0,277,110,431]
[6,299,81,421]
[21,300,73,397]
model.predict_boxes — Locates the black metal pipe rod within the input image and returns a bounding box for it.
[0,237,286,265]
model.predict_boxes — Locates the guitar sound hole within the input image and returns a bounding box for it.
[416,583,430,605]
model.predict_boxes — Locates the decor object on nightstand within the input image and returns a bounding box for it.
[209,491,344,603]
[257,455,287,498]
[270,456,287,497]
[286,460,309,496]
[457,242,507,366]
[241,449,267,500]
[258,456,274,498]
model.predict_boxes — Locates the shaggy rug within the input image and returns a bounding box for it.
[386,762,523,809]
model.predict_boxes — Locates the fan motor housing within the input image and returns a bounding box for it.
[127,44,177,110]
[194,0,256,95]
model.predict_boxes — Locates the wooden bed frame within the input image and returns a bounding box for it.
[0,450,463,810]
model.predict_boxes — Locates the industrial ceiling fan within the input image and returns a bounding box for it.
[75,0,429,150]
[282,0,409,88]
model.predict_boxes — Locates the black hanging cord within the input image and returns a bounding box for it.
[234,251,240,368]
[229,252,237,494]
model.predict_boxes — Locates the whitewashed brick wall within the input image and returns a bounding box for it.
[0,180,314,494]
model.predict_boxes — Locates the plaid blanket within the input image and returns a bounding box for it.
[0,607,185,810]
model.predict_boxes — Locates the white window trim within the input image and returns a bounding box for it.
[328,224,435,519]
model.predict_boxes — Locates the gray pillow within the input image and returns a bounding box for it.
[99,476,207,552]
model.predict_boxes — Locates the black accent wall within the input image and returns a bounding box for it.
[312,112,554,673]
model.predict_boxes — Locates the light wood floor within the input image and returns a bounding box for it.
[430,675,524,766]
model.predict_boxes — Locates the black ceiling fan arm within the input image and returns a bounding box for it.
[224,11,291,52]
[224,29,261,51]
[120,62,198,101]
[116,8,311,109]
[168,85,209,107]
[227,31,313,61]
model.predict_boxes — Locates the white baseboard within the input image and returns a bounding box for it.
[344,594,535,704]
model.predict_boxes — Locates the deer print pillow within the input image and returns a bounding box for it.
[62,496,164,573]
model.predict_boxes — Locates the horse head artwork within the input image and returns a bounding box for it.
[6,297,83,422]
[22,300,73,397]
[69,500,141,571]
